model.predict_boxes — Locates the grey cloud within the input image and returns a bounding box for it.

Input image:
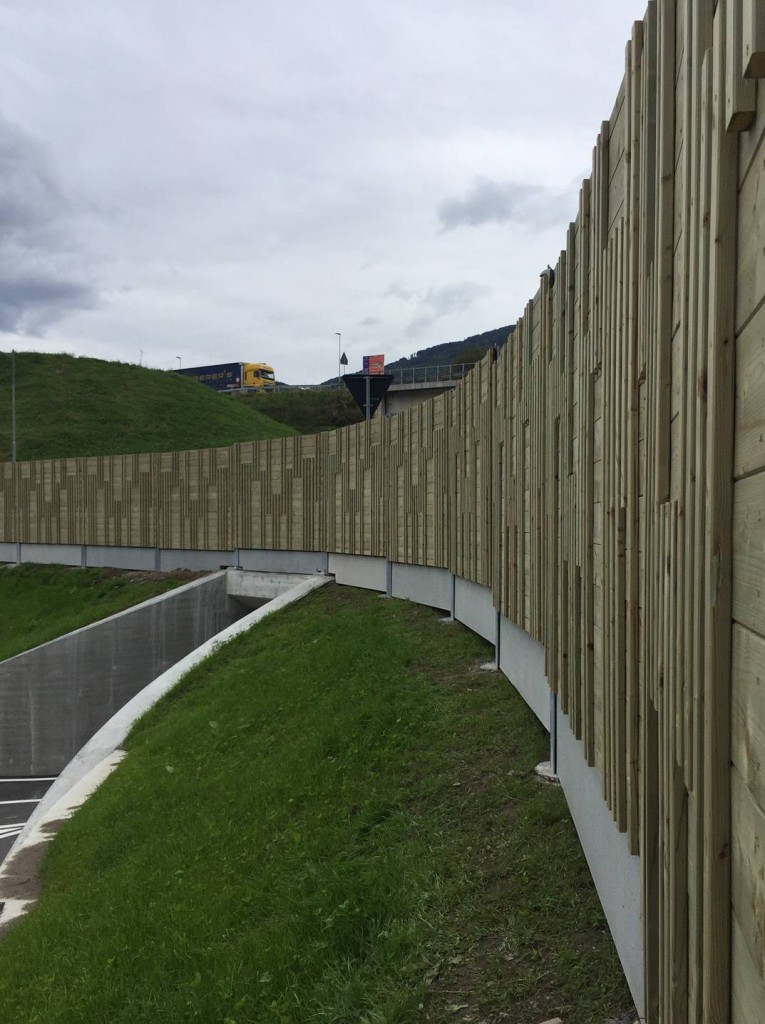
[0,120,65,238]
[0,276,97,333]
[407,280,489,337]
[438,177,574,230]
[359,316,381,327]
[384,281,415,302]
[0,116,98,334]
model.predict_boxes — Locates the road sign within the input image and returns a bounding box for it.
[343,373,393,420]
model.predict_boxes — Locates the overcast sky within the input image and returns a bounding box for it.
[0,0,644,384]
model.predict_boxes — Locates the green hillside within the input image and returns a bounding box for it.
[0,352,295,462]
[237,386,363,433]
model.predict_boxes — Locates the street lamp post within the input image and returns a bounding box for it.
[176,356,182,370]
[11,349,16,463]
[335,333,341,382]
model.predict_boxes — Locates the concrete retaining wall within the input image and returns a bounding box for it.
[0,573,248,776]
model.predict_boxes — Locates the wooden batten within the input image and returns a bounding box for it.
[742,0,765,78]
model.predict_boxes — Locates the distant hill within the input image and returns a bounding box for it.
[385,325,515,371]
[0,352,295,462]
[320,325,516,384]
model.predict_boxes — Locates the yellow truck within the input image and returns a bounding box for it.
[176,361,276,392]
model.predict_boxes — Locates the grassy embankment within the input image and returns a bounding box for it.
[0,564,194,662]
[0,352,295,462]
[238,387,363,434]
[0,586,633,1024]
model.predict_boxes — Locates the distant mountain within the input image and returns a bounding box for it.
[384,325,515,371]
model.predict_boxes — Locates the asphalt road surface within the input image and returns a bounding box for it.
[0,778,56,865]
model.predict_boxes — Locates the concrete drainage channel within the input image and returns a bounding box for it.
[0,569,330,932]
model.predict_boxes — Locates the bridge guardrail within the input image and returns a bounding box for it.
[270,363,478,391]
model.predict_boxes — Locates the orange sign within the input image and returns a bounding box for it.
[363,354,385,375]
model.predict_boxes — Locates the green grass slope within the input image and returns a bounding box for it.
[0,352,295,462]
[236,387,363,433]
[0,564,195,662]
[0,586,633,1024]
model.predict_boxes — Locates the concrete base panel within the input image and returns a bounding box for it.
[454,577,496,644]
[18,544,239,573]
[498,616,549,730]
[21,543,82,567]
[557,708,644,1018]
[159,548,233,571]
[85,545,158,570]
[390,563,453,611]
[0,542,17,562]
[239,549,329,574]
[328,553,387,591]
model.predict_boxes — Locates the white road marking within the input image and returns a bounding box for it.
[0,777,56,783]
[0,825,24,838]
[0,799,41,805]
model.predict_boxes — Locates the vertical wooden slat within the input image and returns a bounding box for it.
[702,6,737,1023]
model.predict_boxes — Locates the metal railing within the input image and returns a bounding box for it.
[267,364,478,391]
[387,363,476,386]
